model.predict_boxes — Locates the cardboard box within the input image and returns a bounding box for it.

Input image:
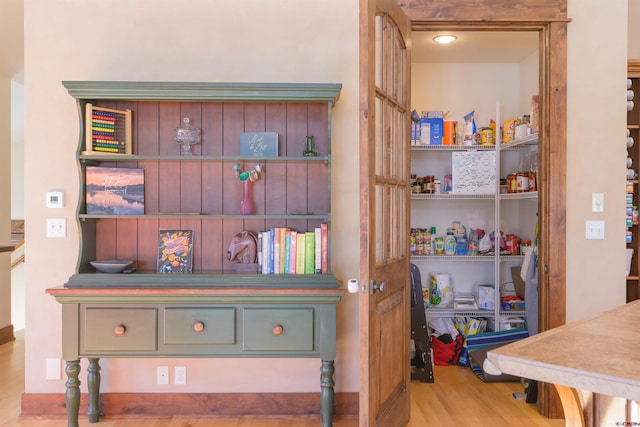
[419,117,443,145]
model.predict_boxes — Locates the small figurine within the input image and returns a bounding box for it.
[303,135,318,157]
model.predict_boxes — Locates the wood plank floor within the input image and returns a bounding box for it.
[1,330,564,426]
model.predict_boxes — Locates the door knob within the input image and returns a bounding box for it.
[370,280,386,295]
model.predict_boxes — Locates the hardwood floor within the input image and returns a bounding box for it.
[1,330,564,426]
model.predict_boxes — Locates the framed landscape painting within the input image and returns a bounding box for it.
[85,166,144,214]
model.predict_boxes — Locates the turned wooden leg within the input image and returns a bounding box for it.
[87,358,101,422]
[320,360,335,427]
[65,360,81,427]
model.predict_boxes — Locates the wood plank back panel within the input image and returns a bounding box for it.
[88,100,330,271]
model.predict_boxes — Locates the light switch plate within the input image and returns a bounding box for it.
[46,219,66,238]
[585,220,605,239]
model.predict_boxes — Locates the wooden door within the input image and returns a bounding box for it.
[359,0,411,425]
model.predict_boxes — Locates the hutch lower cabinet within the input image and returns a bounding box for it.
[47,286,345,427]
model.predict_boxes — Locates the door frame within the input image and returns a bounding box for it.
[398,1,569,418]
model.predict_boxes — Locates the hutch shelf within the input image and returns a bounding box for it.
[47,81,345,427]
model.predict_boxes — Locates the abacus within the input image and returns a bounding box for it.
[84,103,132,155]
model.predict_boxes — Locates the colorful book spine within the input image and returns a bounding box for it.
[269,228,275,275]
[315,227,322,274]
[262,230,271,275]
[321,223,328,274]
[284,231,291,274]
[305,231,315,274]
[289,231,298,274]
[279,227,287,274]
[257,232,263,274]
[296,233,306,274]
[273,227,281,274]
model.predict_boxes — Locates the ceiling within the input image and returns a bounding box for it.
[412,31,539,63]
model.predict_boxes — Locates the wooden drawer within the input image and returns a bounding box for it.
[243,308,314,351]
[164,307,236,345]
[82,307,157,352]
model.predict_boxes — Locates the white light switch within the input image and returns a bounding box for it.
[591,193,604,212]
[46,219,66,238]
[586,220,605,239]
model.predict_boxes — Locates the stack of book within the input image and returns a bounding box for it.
[257,224,328,275]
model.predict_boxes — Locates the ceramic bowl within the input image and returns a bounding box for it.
[90,259,134,274]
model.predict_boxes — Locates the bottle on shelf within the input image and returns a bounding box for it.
[444,231,456,255]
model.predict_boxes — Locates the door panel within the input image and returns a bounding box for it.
[360,0,411,425]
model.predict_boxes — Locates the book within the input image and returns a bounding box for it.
[86,166,144,215]
[269,228,275,274]
[296,233,306,274]
[289,231,298,274]
[279,227,287,274]
[157,229,193,274]
[315,227,322,274]
[257,232,263,274]
[239,132,278,157]
[261,231,271,275]
[284,231,291,274]
[321,223,328,275]
[305,231,315,274]
[273,227,281,274]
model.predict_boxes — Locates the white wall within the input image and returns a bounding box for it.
[11,81,24,220]
[412,62,523,127]
[630,0,640,59]
[0,76,11,330]
[23,0,360,394]
[566,0,628,321]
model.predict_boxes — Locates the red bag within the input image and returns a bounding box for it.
[430,333,464,366]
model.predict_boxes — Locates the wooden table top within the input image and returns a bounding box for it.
[488,300,640,401]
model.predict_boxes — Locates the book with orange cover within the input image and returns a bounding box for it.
[321,223,328,274]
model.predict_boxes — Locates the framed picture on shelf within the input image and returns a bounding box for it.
[85,166,144,214]
[240,132,278,157]
[157,229,194,274]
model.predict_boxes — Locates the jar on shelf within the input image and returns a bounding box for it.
[516,172,530,192]
[507,173,518,193]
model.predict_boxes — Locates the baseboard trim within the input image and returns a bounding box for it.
[21,392,359,419]
[0,324,15,345]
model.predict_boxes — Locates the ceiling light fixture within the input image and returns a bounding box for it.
[433,35,457,44]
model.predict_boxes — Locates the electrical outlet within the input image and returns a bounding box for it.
[157,366,169,385]
[46,358,61,380]
[175,366,186,385]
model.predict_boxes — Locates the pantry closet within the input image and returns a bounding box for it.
[401,4,568,418]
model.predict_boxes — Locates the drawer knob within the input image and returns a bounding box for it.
[114,325,126,336]
[193,321,205,332]
[272,324,284,336]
